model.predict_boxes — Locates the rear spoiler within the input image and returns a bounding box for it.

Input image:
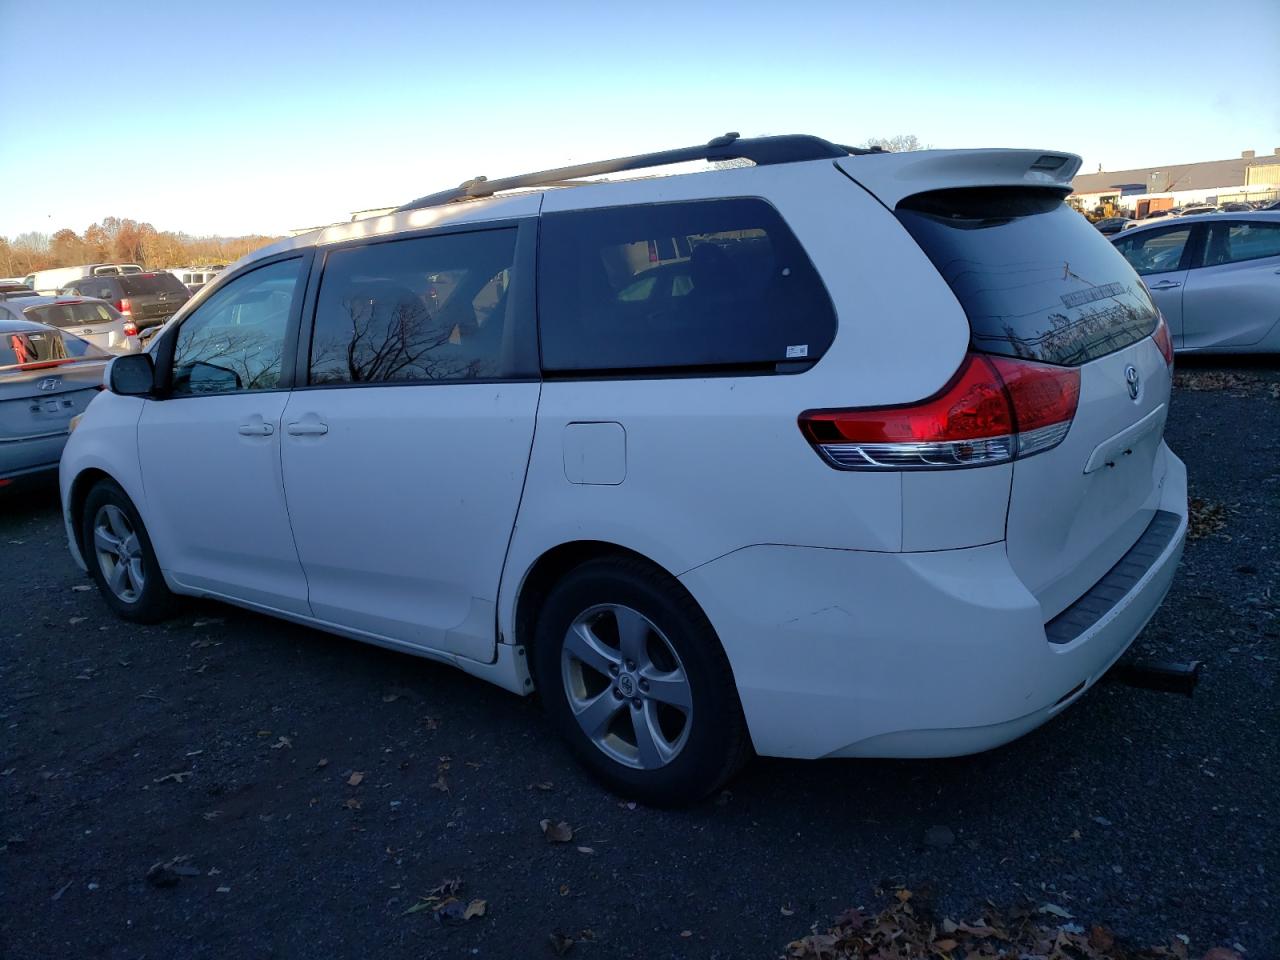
[837,149,1082,209]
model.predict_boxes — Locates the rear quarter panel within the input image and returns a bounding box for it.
[499,160,972,644]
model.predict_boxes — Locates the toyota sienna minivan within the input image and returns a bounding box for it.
[60,134,1187,804]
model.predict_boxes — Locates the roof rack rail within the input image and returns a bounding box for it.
[397,133,878,212]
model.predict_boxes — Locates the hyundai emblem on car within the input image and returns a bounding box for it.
[38,377,61,391]
[1125,364,1140,400]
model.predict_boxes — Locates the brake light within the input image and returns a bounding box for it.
[122,321,138,337]
[1151,313,1174,368]
[799,353,1080,470]
[115,297,132,317]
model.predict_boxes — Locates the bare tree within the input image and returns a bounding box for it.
[862,134,929,153]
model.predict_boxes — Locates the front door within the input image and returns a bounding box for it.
[1182,219,1280,350]
[279,223,540,661]
[1112,223,1195,346]
[138,256,311,614]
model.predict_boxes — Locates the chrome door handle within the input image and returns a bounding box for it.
[1148,281,1182,290]
[238,422,274,437]
[286,421,329,436]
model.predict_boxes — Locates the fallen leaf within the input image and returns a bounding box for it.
[431,774,449,793]
[344,798,362,810]
[192,618,223,628]
[71,584,92,592]
[1069,829,1082,840]
[382,693,400,703]
[216,885,231,893]
[540,819,573,843]
[896,889,913,903]
[576,846,594,855]
[316,758,329,768]
[153,770,193,784]
[1201,949,1243,960]
[680,930,693,938]
[533,781,553,791]
[69,617,87,625]
[933,938,957,952]
[1037,903,1073,919]
[347,771,364,787]
[270,736,292,750]
[463,898,486,919]
[1089,925,1115,951]
[781,905,795,917]
[558,883,570,896]
[549,932,575,956]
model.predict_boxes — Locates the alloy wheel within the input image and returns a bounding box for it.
[560,603,693,770]
[93,504,145,603]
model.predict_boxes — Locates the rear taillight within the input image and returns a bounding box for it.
[799,353,1080,470]
[1151,313,1174,368]
[122,321,138,337]
[115,297,132,317]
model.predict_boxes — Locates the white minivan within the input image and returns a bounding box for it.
[60,135,1187,804]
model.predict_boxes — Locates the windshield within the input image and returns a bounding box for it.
[896,188,1158,366]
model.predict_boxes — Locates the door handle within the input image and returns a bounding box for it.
[286,420,329,437]
[238,422,274,437]
[1148,281,1182,290]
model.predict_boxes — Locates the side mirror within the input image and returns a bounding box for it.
[108,352,155,396]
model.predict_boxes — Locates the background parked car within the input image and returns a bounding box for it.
[1179,205,1219,217]
[8,297,140,354]
[1093,216,1130,235]
[58,272,191,332]
[1112,211,1280,352]
[1,317,110,487]
[23,263,143,294]
[167,265,226,294]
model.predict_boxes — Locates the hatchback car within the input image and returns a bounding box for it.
[1112,211,1280,352]
[2,318,109,486]
[61,134,1187,803]
[6,296,141,354]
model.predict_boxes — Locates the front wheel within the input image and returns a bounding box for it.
[531,556,749,806]
[81,479,179,623]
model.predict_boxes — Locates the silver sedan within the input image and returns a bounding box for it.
[1,318,110,487]
[1112,211,1280,353]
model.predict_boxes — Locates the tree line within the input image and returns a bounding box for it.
[1,217,280,278]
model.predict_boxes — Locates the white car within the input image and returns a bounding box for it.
[1112,211,1280,352]
[2,295,142,355]
[60,135,1187,804]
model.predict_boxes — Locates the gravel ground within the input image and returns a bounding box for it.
[1,357,1277,960]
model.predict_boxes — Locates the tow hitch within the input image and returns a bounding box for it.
[1109,659,1202,697]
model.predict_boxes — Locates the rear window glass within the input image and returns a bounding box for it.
[896,189,1158,366]
[538,199,835,374]
[120,274,190,297]
[23,301,116,328]
[1,327,109,368]
[75,278,121,299]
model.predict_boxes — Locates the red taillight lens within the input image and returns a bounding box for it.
[1151,314,1174,368]
[122,321,138,337]
[799,353,1080,470]
[116,297,132,316]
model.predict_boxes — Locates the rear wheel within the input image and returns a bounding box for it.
[531,556,749,806]
[82,480,179,623]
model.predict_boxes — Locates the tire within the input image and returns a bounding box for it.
[531,555,750,806]
[81,479,179,624]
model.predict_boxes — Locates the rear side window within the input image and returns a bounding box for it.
[74,278,120,300]
[897,189,1158,366]
[23,302,117,328]
[538,199,835,374]
[309,228,521,384]
[1203,220,1280,265]
[120,274,189,297]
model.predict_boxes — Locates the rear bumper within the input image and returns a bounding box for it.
[1,433,68,482]
[679,445,1187,760]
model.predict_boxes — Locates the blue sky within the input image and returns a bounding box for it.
[2,0,1277,239]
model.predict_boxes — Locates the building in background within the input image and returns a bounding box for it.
[1071,149,1280,218]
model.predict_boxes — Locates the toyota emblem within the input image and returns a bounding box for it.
[1124,364,1140,400]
